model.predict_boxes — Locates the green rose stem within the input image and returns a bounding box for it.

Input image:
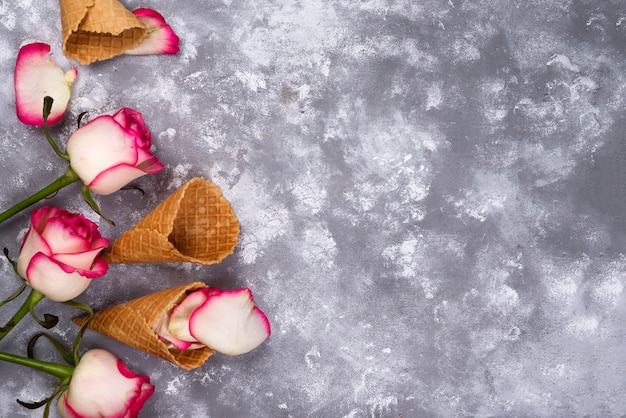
[0,350,73,380]
[4,326,89,414]
[0,288,56,342]
[0,97,113,225]
[0,97,76,224]
[0,167,80,225]
[0,348,72,415]
[42,96,70,162]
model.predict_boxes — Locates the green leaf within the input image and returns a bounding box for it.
[81,185,115,225]
[16,397,49,410]
[29,311,59,329]
[2,247,20,276]
[27,290,58,329]
[17,383,66,417]
[27,333,75,366]
[0,281,26,309]
[63,300,94,364]
[120,184,145,195]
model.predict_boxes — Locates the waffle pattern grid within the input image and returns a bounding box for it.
[104,177,240,264]
[74,282,213,370]
[59,0,146,64]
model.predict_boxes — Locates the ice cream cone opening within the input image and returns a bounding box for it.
[59,0,148,64]
[168,182,238,260]
[73,282,214,369]
[104,177,240,265]
[65,27,146,56]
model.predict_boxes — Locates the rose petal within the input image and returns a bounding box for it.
[53,247,106,271]
[168,288,215,342]
[80,257,108,279]
[58,349,154,418]
[116,358,155,417]
[67,115,139,185]
[31,206,63,232]
[189,288,271,356]
[112,108,152,148]
[26,253,92,302]
[14,43,76,126]
[56,393,77,418]
[164,332,196,351]
[40,217,92,254]
[90,235,111,250]
[86,163,155,195]
[17,226,51,278]
[125,8,180,55]
[136,151,165,173]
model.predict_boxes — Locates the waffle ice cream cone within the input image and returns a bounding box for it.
[59,0,147,64]
[74,282,213,369]
[104,177,240,265]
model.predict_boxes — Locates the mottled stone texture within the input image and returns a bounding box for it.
[1,0,625,416]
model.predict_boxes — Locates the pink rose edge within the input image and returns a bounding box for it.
[188,288,271,356]
[14,42,76,126]
[125,8,180,56]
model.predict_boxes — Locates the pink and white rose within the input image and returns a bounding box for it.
[66,108,164,195]
[155,287,271,356]
[14,42,77,126]
[17,206,109,302]
[57,349,154,418]
[125,9,180,56]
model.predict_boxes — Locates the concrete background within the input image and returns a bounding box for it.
[1,0,625,416]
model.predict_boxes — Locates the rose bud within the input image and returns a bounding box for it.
[157,287,271,356]
[125,9,180,55]
[57,349,154,418]
[14,42,77,126]
[66,108,164,195]
[17,206,109,302]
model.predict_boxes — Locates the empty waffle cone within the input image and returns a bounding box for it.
[104,177,240,265]
[74,282,213,369]
[59,0,146,64]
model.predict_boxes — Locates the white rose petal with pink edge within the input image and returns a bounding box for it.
[25,253,92,302]
[14,42,76,126]
[66,109,164,195]
[57,349,154,418]
[125,8,180,55]
[17,207,109,302]
[66,116,139,187]
[189,288,271,356]
[168,287,219,342]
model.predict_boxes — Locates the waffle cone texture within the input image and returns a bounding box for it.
[74,282,213,369]
[104,177,240,265]
[59,0,146,64]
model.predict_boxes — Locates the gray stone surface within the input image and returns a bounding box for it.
[1,0,626,416]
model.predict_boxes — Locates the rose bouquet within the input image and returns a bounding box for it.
[1,3,272,416]
[1,26,172,416]
[0,204,156,417]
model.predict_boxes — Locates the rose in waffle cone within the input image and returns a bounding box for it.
[59,0,147,64]
[104,177,240,265]
[74,282,213,369]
